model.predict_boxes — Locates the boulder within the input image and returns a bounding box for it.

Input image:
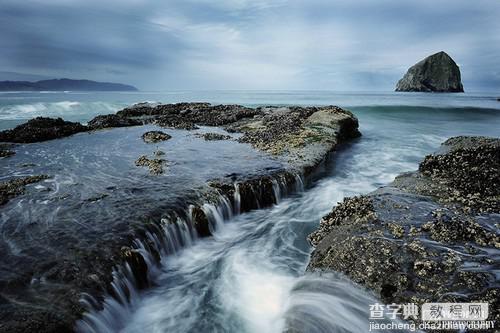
[135,155,166,175]
[141,131,171,143]
[395,51,464,92]
[0,117,87,143]
[0,144,15,158]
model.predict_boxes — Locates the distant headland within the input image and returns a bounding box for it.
[0,78,138,91]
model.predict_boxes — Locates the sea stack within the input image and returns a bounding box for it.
[395,51,464,92]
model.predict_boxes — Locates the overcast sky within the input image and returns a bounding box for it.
[0,0,499,91]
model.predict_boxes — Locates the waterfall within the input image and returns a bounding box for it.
[271,178,281,204]
[76,264,139,333]
[233,183,241,215]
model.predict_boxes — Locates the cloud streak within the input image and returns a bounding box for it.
[0,0,498,91]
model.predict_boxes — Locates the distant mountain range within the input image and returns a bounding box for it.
[0,78,138,91]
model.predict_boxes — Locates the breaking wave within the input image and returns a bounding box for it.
[0,101,124,123]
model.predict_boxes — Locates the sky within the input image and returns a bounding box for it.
[0,0,499,91]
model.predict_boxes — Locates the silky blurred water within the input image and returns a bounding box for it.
[1,91,500,333]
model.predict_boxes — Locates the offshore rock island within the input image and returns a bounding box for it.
[395,51,464,92]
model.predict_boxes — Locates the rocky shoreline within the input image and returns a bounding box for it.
[308,136,500,327]
[0,103,360,332]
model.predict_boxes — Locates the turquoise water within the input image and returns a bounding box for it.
[1,91,500,333]
[0,90,499,130]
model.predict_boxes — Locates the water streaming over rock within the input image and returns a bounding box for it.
[74,104,500,333]
[76,173,296,333]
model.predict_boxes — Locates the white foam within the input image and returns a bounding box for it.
[219,251,294,333]
[0,100,122,121]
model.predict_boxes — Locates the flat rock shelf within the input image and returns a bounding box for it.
[0,103,360,332]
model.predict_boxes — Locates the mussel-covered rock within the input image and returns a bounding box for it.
[135,155,166,175]
[88,114,141,129]
[141,131,172,143]
[0,175,50,205]
[308,136,500,325]
[195,133,232,141]
[0,117,87,143]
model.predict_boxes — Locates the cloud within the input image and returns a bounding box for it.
[0,0,498,91]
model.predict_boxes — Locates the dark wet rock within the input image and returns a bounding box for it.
[196,133,232,141]
[395,51,464,92]
[308,136,500,325]
[116,102,209,118]
[0,175,50,205]
[0,117,87,143]
[114,102,261,130]
[154,116,199,130]
[18,162,37,168]
[0,144,15,158]
[141,131,172,143]
[87,114,141,129]
[190,206,211,237]
[85,193,109,202]
[135,155,166,175]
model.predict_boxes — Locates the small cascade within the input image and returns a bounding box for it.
[233,183,241,215]
[202,203,226,233]
[76,264,139,333]
[177,217,194,247]
[76,214,199,333]
[294,173,305,192]
[271,178,282,204]
[251,185,262,209]
[219,195,234,220]
[131,238,160,280]
[186,206,200,241]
